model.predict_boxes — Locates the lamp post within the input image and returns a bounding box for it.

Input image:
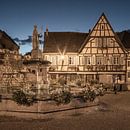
[116,75,119,91]
[113,75,119,94]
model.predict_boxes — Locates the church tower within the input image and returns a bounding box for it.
[31,25,42,59]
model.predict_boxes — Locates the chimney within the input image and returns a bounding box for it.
[89,29,91,33]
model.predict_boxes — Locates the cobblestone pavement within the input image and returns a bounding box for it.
[0,91,130,130]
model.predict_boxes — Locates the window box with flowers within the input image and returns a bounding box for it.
[86,65,93,70]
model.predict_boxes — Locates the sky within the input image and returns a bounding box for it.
[0,0,130,54]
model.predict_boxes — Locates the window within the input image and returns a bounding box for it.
[96,57,104,65]
[32,70,36,74]
[101,24,104,30]
[98,38,107,48]
[51,56,56,65]
[44,55,47,60]
[68,56,74,65]
[120,57,124,65]
[40,68,42,72]
[128,72,130,78]
[102,38,107,48]
[84,57,91,65]
[98,38,102,48]
[107,38,113,47]
[128,61,130,67]
[79,56,84,65]
[113,57,119,65]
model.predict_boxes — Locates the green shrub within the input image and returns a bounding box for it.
[79,89,96,102]
[89,79,99,85]
[76,80,81,86]
[12,90,36,106]
[58,77,67,86]
[88,90,96,101]
[51,91,72,105]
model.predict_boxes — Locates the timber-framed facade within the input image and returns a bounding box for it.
[43,13,130,90]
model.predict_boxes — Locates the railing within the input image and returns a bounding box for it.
[49,65,126,72]
[83,65,126,72]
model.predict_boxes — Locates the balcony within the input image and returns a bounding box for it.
[48,65,126,72]
[67,66,79,71]
[49,65,79,72]
[83,65,125,72]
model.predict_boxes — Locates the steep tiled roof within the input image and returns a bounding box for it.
[43,31,130,53]
[0,30,19,51]
[117,31,130,49]
[23,59,51,65]
[43,32,88,53]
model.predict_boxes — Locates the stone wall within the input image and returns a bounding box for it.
[0,96,99,114]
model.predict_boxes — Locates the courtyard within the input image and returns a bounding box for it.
[0,91,130,130]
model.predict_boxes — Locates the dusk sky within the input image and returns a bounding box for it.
[0,0,130,53]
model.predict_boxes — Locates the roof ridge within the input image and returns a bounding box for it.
[48,31,88,34]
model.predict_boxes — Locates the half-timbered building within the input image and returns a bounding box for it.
[43,13,130,90]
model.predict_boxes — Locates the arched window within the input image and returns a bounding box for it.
[32,70,36,74]
[40,68,42,72]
